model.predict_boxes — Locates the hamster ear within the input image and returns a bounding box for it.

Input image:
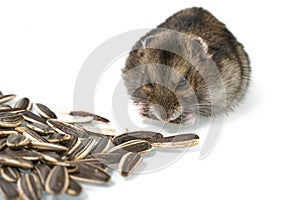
[192,37,210,57]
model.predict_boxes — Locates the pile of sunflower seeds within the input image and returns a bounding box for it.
[0,91,200,200]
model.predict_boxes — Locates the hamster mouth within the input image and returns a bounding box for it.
[137,102,149,116]
[137,101,196,124]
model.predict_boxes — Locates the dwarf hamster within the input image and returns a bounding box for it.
[122,7,251,124]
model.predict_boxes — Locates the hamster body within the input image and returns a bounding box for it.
[122,7,251,124]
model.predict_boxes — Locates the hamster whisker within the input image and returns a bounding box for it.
[189,105,211,108]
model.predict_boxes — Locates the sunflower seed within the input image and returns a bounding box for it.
[66,165,79,173]
[45,165,69,195]
[33,164,51,189]
[0,154,34,169]
[108,139,152,154]
[0,105,12,111]
[70,163,110,184]
[39,151,62,163]
[25,122,55,135]
[7,133,31,149]
[17,173,42,200]
[7,150,42,161]
[0,128,18,138]
[151,133,200,148]
[69,159,108,171]
[90,153,124,165]
[47,119,89,139]
[84,129,109,138]
[112,131,163,146]
[0,91,2,96]
[0,94,16,104]
[47,132,71,143]
[69,111,110,123]
[79,124,118,136]
[23,130,48,143]
[23,111,47,124]
[0,178,20,200]
[14,98,32,110]
[119,152,143,177]
[0,113,24,128]
[90,136,110,154]
[35,103,57,119]
[69,138,97,161]
[66,178,82,196]
[61,136,80,150]
[0,166,21,183]
[29,141,68,151]
[64,136,82,157]
[14,126,28,133]
[0,108,25,114]
[0,138,7,150]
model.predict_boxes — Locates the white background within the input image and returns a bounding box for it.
[1,0,300,200]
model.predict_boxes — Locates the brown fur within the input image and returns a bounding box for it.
[122,7,251,123]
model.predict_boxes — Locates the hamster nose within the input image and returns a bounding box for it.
[150,104,168,122]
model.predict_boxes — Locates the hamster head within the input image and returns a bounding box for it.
[122,30,213,124]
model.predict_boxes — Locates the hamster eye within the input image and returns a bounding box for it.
[176,77,188,89]
[145,82,154,89]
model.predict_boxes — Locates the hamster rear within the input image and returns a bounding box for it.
[122,7,251,124]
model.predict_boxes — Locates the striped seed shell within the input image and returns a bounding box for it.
[45,165,69,195]
[0,178,20,200]
[70,163,110,184]
[69,138,97,161]
[64,136,82,157]
[0,138,7,150]
[29,141,68,151]
[66,165,79,173]
[0,166,21,183]
[35,103,57,119]
[14,126,28,133]
[47,119,89,139]
[7,133,31,148]
[69,111,110,123]
[119,152,143,177]
[151,133,200,148]
[47,132,71,143]
[0,105,12,111]
[112,131,163,146]
[0,108,25,114]
[0,129,18,138]
[84,129,109,138]
[0,154,34,169]
[108,139,152,154]
[33,164,51,189]
[79,124,118,136]
[7,150,42,161]
[61,136,80,150]
[69,159,108,171]
[90,153,124,166]
[23,111,47,124]
[39,151,61,163]
[25,122,55,135]
[17,173,42,200]
[90,136,110,154]
[0,94,16,104]
[66,178,82,196]
[23,130,48,143]
[14,98,32,110]
[0,113,24,128]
